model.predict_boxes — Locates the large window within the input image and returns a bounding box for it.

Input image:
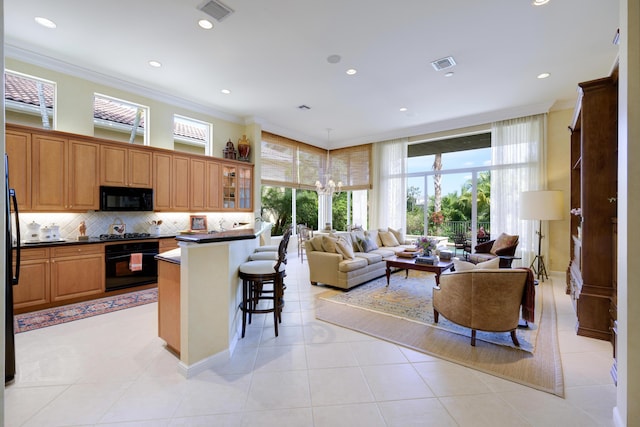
[4,71,55,129]
[93,93,149,145]
[407,133,491,239]
[261,132,372,232]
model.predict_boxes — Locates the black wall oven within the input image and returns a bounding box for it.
[105,241,159,291]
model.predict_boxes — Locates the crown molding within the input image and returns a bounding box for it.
[5,44,243,125]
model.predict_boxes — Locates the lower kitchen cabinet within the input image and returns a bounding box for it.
[50,245,105,302]
[12,247,50,310]
[157,259,180,354]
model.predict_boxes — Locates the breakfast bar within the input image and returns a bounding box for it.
[155,224,271,377]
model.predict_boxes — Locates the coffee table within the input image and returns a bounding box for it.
[385,256,454,286]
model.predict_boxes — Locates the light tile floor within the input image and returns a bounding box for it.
[4,259,617,426]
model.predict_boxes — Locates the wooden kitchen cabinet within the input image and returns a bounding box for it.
[172,155,191,211]
[31,133,67,211]
[12,247,50,310]
[221,164,253,211]
[68,139,100,210]
[50,245,105,303]
[190,158,206,211]
[5,129,32,210]
[153,152,173,211]
[159,238,179,251]
[157,259,180,354]
[100,144,152,188]
[6,127,99,212]
[205,160,221,210]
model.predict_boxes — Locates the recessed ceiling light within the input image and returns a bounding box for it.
[399,107,408,112]
[444,72,454,77]
[148,60,162,68]
[532,0,550,5]
[537,72,551,79]
[346,68,357,75]
[35,17,56,29]
[198,19,213,29]
[221,89,231,94]
[327,54,341,64]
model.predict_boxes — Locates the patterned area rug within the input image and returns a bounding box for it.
[14,288,158,333]
[316,271,564,397]
[320,272,539,352]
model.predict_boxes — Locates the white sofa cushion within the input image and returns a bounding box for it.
[354,252,384,264]
[338,257,368,272]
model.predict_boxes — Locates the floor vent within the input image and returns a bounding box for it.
[198,0,234,22]
[431,56,456,71]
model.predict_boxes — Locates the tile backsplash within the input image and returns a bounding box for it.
[17,211,254,242]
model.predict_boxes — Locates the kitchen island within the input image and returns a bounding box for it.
[156,224,272,377]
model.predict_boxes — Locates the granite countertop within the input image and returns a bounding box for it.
[175,228,258,244]
[15,234,178,249]
[155,248,181,265]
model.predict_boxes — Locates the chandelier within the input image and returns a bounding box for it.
[315,178,342,195]
[315,129,343,195]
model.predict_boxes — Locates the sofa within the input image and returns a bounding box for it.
[433,267,533,346]
[305,228,416,289]
[466,232,519,268]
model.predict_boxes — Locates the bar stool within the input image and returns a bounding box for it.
[238,226,291,338]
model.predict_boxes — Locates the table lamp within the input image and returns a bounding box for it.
[520,190,564,281]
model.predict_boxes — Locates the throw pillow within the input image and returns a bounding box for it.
[309,236,324,252]
[453,258,476,271]
[476,257,501,269]
[389,227,405,245]
[321,235,338,253]
[351,230,366,252]
[490,233,518,255]
[359,236,379,252]
[453,256,501,271]
[365,230,380,247]
[335,237,355,260]
[379,230,400,247]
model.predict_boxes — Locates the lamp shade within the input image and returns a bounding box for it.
[520,190,564,221]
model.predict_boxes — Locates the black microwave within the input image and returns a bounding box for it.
[100,186,153,211]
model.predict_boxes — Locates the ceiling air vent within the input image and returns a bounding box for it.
[431,56,456,71]
[198,0,234,22]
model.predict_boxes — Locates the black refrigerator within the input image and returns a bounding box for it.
[5,153,21,384]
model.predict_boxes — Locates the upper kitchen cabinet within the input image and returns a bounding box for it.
[5,129,32,210]
[221,163,253,211]
[31,134,100,212]
[152,152,190,212]
[31,133,67,211]
[100,144,153,188]
[68,139,100,211]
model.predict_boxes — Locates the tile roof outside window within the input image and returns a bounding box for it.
[5,72,206,143]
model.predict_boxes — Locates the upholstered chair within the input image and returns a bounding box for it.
[433,268,532,346]
[467,232,519,268]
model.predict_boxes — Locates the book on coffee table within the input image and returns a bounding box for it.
[415,255,436,265]
[397,251,419,258]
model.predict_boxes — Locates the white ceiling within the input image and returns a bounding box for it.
[4,0,620,148]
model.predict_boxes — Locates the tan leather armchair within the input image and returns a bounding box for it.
[432,269,531,346]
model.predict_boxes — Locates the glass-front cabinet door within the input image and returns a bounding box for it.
[221,163,253,211]
[238,166,252,209]
[222,166,236,209]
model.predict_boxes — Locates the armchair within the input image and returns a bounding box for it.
[467,232,519,268]
[433,269,532,346]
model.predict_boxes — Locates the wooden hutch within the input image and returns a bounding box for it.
[567,68,618,354]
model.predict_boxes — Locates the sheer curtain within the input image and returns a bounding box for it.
[491,114,547,268]
[371,138,408,231]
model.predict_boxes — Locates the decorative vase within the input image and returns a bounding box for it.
[238,135,251,161]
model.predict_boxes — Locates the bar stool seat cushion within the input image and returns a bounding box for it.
[240,260,286,275]
[248,251,281,261]
[254,245,279,252]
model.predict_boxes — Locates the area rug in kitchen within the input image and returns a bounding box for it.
[316,272,564,397]
[14,288,158,333]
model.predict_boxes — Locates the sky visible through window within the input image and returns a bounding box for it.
[407,147,492,198]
